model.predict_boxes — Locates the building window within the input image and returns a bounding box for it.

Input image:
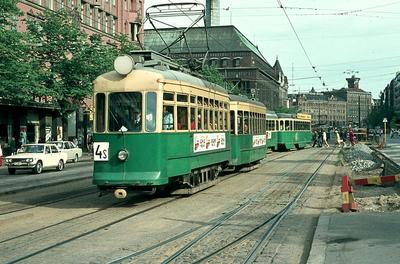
[105,15,108,33]
[89,8,93,27]
[97,10,101,30]
[209,58,218,67]
[233,57,241,67]
[130,22,140,41]
[220,57,229,67]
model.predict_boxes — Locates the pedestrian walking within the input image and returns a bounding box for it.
[323,130,330,147]
[349,129,356,146]
[317,129,323,147]
[9,137,16,154]
[335,130,344,147]
[312,130,318,147]
[0,141,3,167]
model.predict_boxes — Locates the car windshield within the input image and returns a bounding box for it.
[20,145,44,153]
[49,142,63,149]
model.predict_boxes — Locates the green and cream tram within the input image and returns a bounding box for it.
[92,51,266,197]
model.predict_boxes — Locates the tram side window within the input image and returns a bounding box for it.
[230,111,235,134]
[163,92,174,101]
[177,107,188,130]
[95,93,105,132]
[285,120,290,131]
[190,107,196,130]
[163,105,174,130]
[145,92,156,132]
[198,107,203,130]
[204,109,209,130]
[238,111,243,134]
[109,92,142,132]
[224,111,228,130]
[279,120,284,131]
[198,97,203,130]
[244,111,249,134]
[214,110,219,130]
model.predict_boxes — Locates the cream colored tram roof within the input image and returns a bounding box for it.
[229,94,266,113]
[93,67,228,96]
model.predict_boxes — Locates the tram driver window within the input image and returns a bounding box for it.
[95,93,105,132]
[109,92,142,132]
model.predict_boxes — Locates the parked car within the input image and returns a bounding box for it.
[48,141,83,163]
[4,143,68,174]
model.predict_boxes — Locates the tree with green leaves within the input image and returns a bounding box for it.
[27,9,138,113]
[200,65,241,95]
[0,0,43,104]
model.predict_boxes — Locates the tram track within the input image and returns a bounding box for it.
[106,148,326,263]
[0,149,306,264]
[2,196,180,264]
[0,186,98,216]
[163,149,333,264]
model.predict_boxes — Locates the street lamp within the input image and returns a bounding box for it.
[383,117,388,147]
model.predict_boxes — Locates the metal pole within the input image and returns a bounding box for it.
[384,121,387,147]
[358,95,361,127]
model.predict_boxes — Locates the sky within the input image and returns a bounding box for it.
[143,0,400,98]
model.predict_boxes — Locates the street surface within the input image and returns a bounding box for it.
[0,147,344,264]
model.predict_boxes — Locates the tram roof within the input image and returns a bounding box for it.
[95,66,228,95]
[276,113,294,119]
[266,111,278,119]
[229,94,265,107]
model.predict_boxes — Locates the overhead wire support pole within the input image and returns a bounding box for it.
[146,2,206,59]
[276,0,326,88]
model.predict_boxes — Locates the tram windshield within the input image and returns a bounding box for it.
[109,92,142,132]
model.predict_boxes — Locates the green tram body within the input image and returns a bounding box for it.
[266,111,278,151]
[266,112,312,151]
[92,52,266,194]
[229,95,267,166]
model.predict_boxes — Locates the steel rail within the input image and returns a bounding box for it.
[0,186,98,216]
[190,148,333,263]
[5,197,180,264]
[106,150,297,264]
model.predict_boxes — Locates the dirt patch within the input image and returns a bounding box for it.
[340,144,400,212]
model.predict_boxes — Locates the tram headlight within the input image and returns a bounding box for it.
[117,149,129,161]
[114,55,134,75]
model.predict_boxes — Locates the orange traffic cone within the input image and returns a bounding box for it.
[341,175,358,212]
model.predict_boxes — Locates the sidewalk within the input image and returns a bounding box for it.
[307,212,400,264]
[378,136,400,165]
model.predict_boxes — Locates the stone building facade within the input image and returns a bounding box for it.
[290,75,372,128]
[290,89,347,127]
[0,0,143,153]
[144,25,287,110]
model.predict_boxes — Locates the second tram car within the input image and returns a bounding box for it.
[92,51,267,197]
[265,112,312,151]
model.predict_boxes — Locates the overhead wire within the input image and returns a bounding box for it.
[276,0,326,88]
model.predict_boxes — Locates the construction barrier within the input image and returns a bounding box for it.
[341,175,358,213]
[351,174,400,186]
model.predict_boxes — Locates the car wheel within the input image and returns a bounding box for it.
[8,168,16,175]
[73,154,79,163]
[33,161,43,174]
[56,160,64,171]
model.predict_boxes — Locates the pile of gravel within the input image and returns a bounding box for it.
[342,144,381,172]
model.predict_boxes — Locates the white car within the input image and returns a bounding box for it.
[48,141,83,163]
[4,143,68,174]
